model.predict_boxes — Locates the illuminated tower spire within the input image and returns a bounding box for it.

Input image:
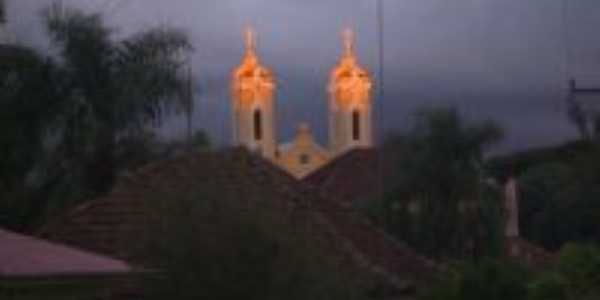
[245,27,256,56]
[241,26,259,67]
[328,28,373,154]
[342,28,355,58]
[231,27,278,159]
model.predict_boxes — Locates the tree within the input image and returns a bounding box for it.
[379,108,504,259]
[0,4,193,230]
[566,94,591,141]
[420,258,531,300]
[530,244,600,300]
[190,130,211,149]
[518,162,573,249]
[517,146,600,250]
[0,46,63,230]
[423,244,600,300]
[42,3,192,196]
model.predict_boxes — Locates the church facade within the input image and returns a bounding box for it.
[231,28,374,179]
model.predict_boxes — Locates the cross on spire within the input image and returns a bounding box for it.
[245,26,257,55]
[342,28,355,57]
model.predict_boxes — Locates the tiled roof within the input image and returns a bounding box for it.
[303,149,381,206]
[0,228,132,279]
[41,148,437,294]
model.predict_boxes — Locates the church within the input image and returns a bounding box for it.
[231,28,374,179]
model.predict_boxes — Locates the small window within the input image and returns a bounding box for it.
[254,109,262,141]
[352,110,360,141]
[299,154,310,165]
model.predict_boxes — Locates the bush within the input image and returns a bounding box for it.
[421,258,530,300]
[518,154,600,250]
[424,245,600,300]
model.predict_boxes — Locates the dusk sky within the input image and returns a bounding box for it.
[7,0,600,152]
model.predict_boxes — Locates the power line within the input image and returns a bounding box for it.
[376,0,385,189]
[561,0,572,85]
[186,62,194,149]
[376,0,386,267]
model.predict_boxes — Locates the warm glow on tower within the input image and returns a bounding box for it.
[231,27,277,159]
[232,27,276,103]
[329,28,373,154]
[230,27,373,178]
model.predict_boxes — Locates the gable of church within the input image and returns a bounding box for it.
[276,124,330,179]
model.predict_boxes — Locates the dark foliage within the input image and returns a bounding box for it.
[0,4,195,231]
[371,108,504,260]
[422,244,600,300]
[489,141,600,250]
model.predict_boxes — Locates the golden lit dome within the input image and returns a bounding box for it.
[329,28,372,104]
[232,27,275,93]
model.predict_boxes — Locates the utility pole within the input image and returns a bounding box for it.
[376,0,385,194]
[568,77,600,140]
[186,63,194,149]
[377,0,385,143]
[375,0,386,268]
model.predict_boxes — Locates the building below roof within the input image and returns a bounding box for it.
[0,228,140,299]
[0,228,133,279]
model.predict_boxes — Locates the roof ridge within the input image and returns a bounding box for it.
[41,148,438,294]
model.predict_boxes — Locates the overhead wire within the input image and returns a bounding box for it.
[376,0,385,201]
[375,0,386,269]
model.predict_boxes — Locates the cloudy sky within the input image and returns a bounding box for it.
[6,0,600,152]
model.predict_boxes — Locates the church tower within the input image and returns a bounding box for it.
[231,28,277,159]
[328,29,373,155]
